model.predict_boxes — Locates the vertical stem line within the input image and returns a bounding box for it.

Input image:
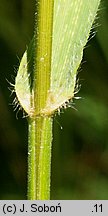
[28,0,54,200]
[34,0,54,112]
[28,118,36,199]
[35,117,53,199]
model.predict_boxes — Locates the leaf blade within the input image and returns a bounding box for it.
[45,0,100,114]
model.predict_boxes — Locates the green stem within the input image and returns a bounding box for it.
[35,117,52,199]
[28,117,52,199]
[28,118,36,199]
[28,0,54,200]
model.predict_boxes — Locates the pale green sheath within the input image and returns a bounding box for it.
[15,0,100,116]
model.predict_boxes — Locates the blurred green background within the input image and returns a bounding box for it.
[0,0,108,199]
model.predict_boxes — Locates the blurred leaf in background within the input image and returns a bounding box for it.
[0,0,34,199]
[0,0,108,199]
